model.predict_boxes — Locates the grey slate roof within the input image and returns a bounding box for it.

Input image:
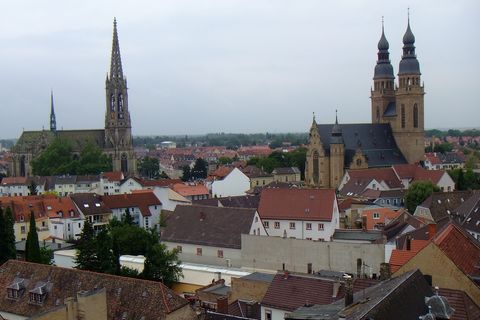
[383,102,397,117]
[332,229,384,242]
[316,123,407,168]
[272,167,300,175]
[240,272,275,283]
[161,205,257,249]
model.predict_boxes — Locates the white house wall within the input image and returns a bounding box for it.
[211,168,251,198]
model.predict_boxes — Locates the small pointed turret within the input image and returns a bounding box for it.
[331,110,344,144]
[50,90,57,132]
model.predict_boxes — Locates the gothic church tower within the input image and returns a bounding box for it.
[305,115,330,188]
[104,19,136,175]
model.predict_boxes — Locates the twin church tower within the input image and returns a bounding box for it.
[305,18,425,188]
[11,19,135,176]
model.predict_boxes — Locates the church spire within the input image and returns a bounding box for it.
[109,17,124,80]
[399,11,420,75]
[50,90,57,132]
[373,17,394,80]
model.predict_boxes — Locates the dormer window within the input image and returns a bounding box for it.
[84,204,89,208]
[7,277,28,300]
[28,282,51,305]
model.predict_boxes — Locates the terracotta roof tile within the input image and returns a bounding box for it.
[101,171,124,181]
[258,188,336,221]
[361,207,401,230]
[172,183,209,197]
[389,240,429,273]
[0,260,191,319]
[438,288,480,320]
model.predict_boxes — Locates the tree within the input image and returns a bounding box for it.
[181,166,191,182]
[25,211,41,263]
[28,180,38,195]
[218,157,233,165]
[0,208,6,264]
[142,243,182,287]
[75,219,99,271]
[191,158,208,179]
[405,181,440,213]
[4,207,17,262]
[159,171,170,179]
[122,208,135,226]
[32,138,112,176]
[138,156,160,179]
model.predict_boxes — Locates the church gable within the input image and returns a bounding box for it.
[316,123,407,168]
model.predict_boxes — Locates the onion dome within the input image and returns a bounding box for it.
[399,17,421,75]
[373,20,395,80]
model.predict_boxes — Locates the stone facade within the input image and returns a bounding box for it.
[306,20,424,189]
[10,19,135,177]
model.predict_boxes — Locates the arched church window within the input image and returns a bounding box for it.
[313,151,319,184]
[413,104,419,128]
[401,105,406,128]
[376,107,380,121]
[356,158,362,167]
[20,155,26,177]
[118,94,123,112]
[121,153,128,174]
[110,95,115,112]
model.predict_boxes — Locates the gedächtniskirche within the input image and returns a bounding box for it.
[10,19,136,177]
[305,18,425,189]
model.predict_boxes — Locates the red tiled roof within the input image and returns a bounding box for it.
[43,197,80,219]
[208,166,234,180]
[438,288,480,320]
[389,240,429,273]
[425,153,442,165]
[101,171,124,181]
[434,224,480,277]
[0,195,56,222]
[102,192,161,217]
[172,183,209,197]
[347,168,402,189]
[393,164,446,184]
[361,207,401,230]
[1,176,28,185]
[258,188,336,221]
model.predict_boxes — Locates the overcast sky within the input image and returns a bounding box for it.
[0,0,478,138]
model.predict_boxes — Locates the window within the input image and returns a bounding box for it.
[255,216,258,222]
[67,224,71,231]
[413,104,418,128]
[29,292,45,305]
[176,245,182,253]
[7,288,20,299]
[265,310,272,320]
[318,223,324,231]
[263,221,269,228]
[21,226,26,234]
[306,223,312,230]
[401,104,406,128]
[373,212,380,219]
[217,250,224,258]
[274,221,280,229]
[289,222,296,230]
[196,248,202,256]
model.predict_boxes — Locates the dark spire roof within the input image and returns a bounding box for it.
[399,13,421,75]
[373,18,394,80]
[109,18,124,80]
[330,110,344,144]
[50,90,56,132]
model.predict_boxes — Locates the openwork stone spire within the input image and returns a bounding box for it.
[50,90,56,132]
[109,18,124,80]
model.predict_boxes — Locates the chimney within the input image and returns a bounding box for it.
[362,216,367,231]
[343,275,353,307]
[427,223,436,240]
[379,263,391,281]
[283,270,289,280]
[216,296,228,314]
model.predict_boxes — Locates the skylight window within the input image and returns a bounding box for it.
[95,203,101,207]
[46,206,52,210]
[83,204,89,208]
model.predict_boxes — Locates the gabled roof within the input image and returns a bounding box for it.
[0,195,53,222]
[241,165,271,178]
[69,193,112,215]
[434,223,480,279]
[43,196,81,219]
[258,188,336,221]
[393,164,448,185]
[418,191,473,222]
[340,167,402,197]
[172,183,209,197]
[316,123,407,167]
[272,167,300,175]
[0,260,190,319]
[262,272,378,312]
[102,192,161,217]
[101,171,124,181]
[208,166,234,180]
[1,176,28,185]
[390,240,429,273]
[161,205,257,249]
[53,175,77,185]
